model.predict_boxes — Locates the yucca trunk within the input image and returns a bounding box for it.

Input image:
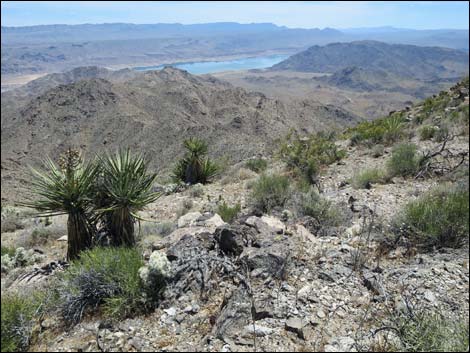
[67,212,93,261]
[109,208,135,247]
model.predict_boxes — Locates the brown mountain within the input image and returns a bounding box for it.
[272,40,469,80]
[1,67,360,202]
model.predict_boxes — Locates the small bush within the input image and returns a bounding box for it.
[396,182,469,250]
[1,218,25,233]
[386,143,419,178]
[1,293,42,352]
[245,158,268,173]
[370,144,385,158]
[1,246,15,257]
[351,168,386,189]
[418,125,438,140]
[176,199,193,218]
[29,228,56,246]
[393,310,469,352]
[251,174,290,213]
[345,113,405,146]
[189,184,204,198]
[56,247,162,325]
[279,130,345,185]
[292,187,342,228]
[1,247,44,273]
[434,124,449,142]
[216,201,241,223]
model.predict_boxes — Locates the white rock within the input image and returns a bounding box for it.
[204,214,226,228]
[261,215,285,233]
[177,212,202,228]
[244,324,274,336]
[163,307,177,316]
[57,235,68,241]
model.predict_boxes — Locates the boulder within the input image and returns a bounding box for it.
[177,212,203,228]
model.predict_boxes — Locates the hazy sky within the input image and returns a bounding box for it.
[1,1,469,29]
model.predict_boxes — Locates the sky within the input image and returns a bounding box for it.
[1,1,469,30]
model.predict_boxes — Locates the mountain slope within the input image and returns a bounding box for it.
[271,40,469,80]
[1,67,360,202]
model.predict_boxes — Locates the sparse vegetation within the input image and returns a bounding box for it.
[172,138,219,184]
[292,187,342,228]
[56,247,159,325]
[370,144,385,158]
[386,143,420,178]
[394,310,469,352]
[351,168,386,189]
[189,184,204,198]
[345,112,406,146]
[418,125,438,140]
[396,182,469,250]
[245,158,268,173]
[279,130,346,185]
[216,201,241,223]
[251,174,290,212]
[1,293,43,352]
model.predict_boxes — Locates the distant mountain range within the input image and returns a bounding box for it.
[1,22,468,76]
[271,41,469,80]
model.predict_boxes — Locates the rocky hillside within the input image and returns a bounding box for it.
[1,79,468,352]
[1,66,360,202]
[271,40,469,80]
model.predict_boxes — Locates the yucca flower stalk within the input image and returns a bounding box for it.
[21,149,98,260]
[95,149,160,247]
[172,137,219,184]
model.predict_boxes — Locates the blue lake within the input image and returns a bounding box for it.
[133,54,289,74]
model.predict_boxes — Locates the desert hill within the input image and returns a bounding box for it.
[1,66,360,202]
[271,40,469,80]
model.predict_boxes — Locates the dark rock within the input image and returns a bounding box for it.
[240,243,287,278]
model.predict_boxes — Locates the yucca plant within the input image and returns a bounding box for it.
[172,137,219,184]
[95,149,160,247]
[21,149,98,261]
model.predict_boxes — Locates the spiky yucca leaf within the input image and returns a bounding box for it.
[21,153,99,260]
[96,149,160,246]
[172,138,219,184]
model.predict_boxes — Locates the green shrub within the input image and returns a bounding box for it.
[251,174,290,213]
[189,184,204,198]
[292,187,342,228]
[386,143,420,178]
[344,113,406,146]
[279,130,345,185]
[1,246,16,257]
[172,138,219,184]
[57,247,160,325]
[29,228,55,246]
[245,158,268,173]
[418,125,438,140]
[396,182,469,250]
[351,168,386,189]
[370,144,385,158]
[1,217,25,233]
[1,293,42,352]
[394,310,469,352]
[434,124,449,142]
[216,201,241,223]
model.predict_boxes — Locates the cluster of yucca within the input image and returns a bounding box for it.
[23,148,160,260]
[172,137,219,184]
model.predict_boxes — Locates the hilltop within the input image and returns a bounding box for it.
[1,66,360,202]
[271,40,469,80]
